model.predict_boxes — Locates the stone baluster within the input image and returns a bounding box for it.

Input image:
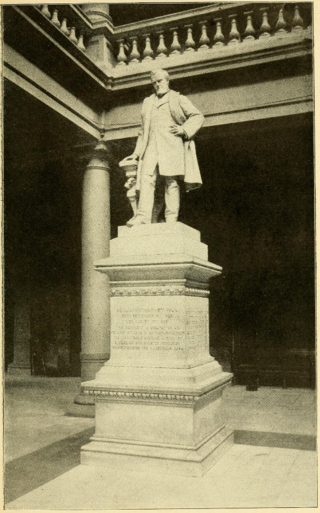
[116,38,127,66]
[243,11,255,41]
[184,24,196,52]
[41,4,51,18]
[51,9,60,28]
[213,18,225,46]
[74,140,111,404]
[129,36,140,64]
[198,21,210,51]
[170,28,181,56]
[142,34,154,61]
[60,18,70,36]
[69,27,78,44]
[77,34,86,52]
[275,5,287,36]
[156,31,167,59]
[292,5,304,32]
[259,8,271,39]
[228,15,240,44]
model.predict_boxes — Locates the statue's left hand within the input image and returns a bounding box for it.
[169,125,185,137]
[126,153,139,160]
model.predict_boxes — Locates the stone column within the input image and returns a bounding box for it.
[74,140,111,405]
[8,294,31,374]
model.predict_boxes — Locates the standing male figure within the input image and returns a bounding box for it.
[125,69,205,227]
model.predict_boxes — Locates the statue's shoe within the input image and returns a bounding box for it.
[126,216,148,227]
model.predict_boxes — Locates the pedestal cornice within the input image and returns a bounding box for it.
[95,254,222,285]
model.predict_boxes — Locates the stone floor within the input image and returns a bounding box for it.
[5,375,317,509]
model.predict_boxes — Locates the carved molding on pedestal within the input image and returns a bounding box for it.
[110,284,209,297]
[83,377,231,406]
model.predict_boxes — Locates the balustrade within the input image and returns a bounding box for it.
[114,3,310,67]
[35,4,311,69]
[38,4,87,52]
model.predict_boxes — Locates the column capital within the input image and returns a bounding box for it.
[86,139,112,169]
[94,139,110,153]
[81,4,112,24]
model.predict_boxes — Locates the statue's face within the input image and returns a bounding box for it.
[151,73,170,97]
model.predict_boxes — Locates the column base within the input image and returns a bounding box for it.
[7,363,31,375]
[74,393,95,406]
[68,402,95,417]
[74,352,110,405]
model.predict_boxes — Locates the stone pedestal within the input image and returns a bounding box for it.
[81,223,233,477]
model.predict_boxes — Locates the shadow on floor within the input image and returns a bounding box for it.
[5,427,95,504]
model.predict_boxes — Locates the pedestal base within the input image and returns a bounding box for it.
[81,372,233,476]
[82,427,233,477]
[82,372,233,477]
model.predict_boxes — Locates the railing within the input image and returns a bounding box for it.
[31,3,312,74]
[36,4,92,53]
[112,3,311,67]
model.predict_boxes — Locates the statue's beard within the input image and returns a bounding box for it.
[156,88,169,97]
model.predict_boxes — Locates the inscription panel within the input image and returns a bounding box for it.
[186,311,208,349]
[112,306,209,355]
[112,308,184,352]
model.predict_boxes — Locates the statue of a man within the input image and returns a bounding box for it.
[125,68,204,227]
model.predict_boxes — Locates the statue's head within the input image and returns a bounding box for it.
[150,69,170,97]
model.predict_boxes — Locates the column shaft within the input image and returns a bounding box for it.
[75,142,111,404]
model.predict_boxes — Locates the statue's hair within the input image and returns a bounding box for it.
[150,69,170,82]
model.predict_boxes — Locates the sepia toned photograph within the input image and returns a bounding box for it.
[3,0,316,509]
